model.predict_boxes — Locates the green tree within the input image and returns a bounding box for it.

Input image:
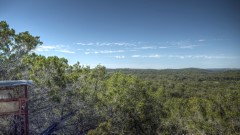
[0,21,42,80]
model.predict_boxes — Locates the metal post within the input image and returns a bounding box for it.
[24,85,29,135]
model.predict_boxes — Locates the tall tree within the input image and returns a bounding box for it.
[0,21,42,80]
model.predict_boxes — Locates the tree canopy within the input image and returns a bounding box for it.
[0,21,42,80]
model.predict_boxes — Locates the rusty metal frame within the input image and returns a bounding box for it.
[0,84,29,135]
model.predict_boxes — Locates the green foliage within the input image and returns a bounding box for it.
[110,69,240,134]
[0,21,42,80]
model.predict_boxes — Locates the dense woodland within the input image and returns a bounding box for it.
[0,21,240,134]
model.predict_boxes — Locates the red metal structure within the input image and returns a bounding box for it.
[0,80,32,135]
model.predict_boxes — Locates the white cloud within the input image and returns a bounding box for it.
[35,45,58,52]
[35,45,67,52]
[159,46,169,49]
[100,50,125,53]
[76,42,136,47]
[35,45,75,54]
[178,45,198,49]
[192,55,234,59]
[84,50,125,55]
[76,42,94,46]
[148,54,161,58]
[112,42,134,46]
[56,49,75,54]
[132,55,141,58]
[114,56,125,59]
[168,55,186,59]
[131,54,162,58]
[167,55,235,59]
[135,46,155,50]
[131,54,235,59]
[161,40,200,49]
[76,40,202,50]
[198,39,205,42]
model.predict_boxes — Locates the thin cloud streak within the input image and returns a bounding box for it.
[132,54,162,58]
[76,42,137,47]
[84,50,125,55]
[114,56,125,59]
[76,40,202,51]
[159,46,169,49]
[132,54,236,59]
[35,45,58,52]
[198,39,205,42]
[178,45,199,49]
[35,45,65,52]
[167,55,236,59]
[159,40,201,49]
[35,45,75,54]
[56,49,75,54]
[134,46,156,50]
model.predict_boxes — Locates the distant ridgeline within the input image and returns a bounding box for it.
[107,68,240,81]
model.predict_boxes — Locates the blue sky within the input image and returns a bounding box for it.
[1,0,240,69]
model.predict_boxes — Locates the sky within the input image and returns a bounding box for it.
[1,0,240,69]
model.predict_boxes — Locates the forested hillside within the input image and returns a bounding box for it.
[1,21,240,134]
